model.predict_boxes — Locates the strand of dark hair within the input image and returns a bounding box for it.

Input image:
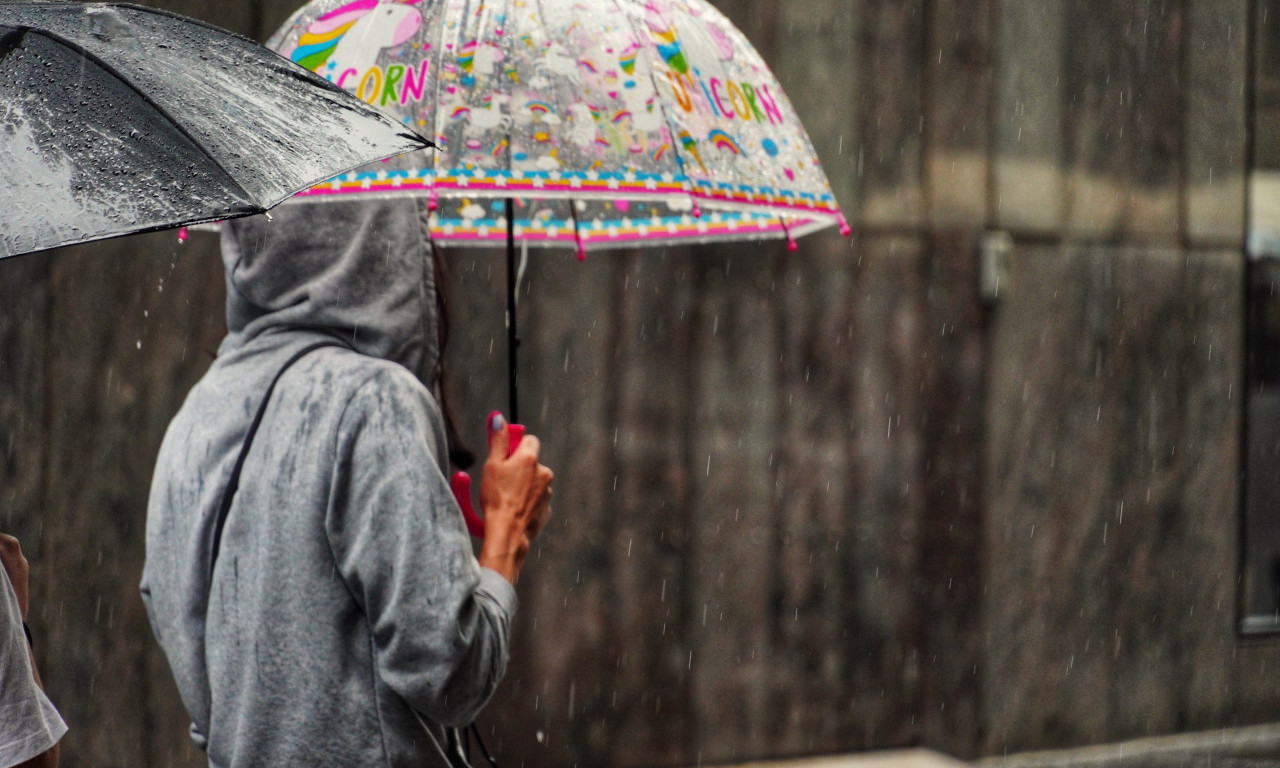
[433,247,476,471]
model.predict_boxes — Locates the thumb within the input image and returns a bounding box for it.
[487,411,509,461]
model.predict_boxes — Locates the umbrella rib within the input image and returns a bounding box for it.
[425,0,462,196]
[613,0,699,207]
[12,23,257,205]
[6,208,266,259]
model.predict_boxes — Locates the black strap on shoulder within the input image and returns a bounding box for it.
[209,340,347,576]
[468,722,500,767]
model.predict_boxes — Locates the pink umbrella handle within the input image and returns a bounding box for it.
[450,413,524,538]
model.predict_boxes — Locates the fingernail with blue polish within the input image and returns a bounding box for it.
[490,412,505,432]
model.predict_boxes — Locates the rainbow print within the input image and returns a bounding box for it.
[708,129,744,155]
[458,40,478,71]
[526,101,555,116]
[578,59,599,74]
[619,43,641,75]
[291,0,420,71]
[292,0,375,69]
[645,3,688,74]
[450,105,472,120]
[612,110,632,124]
[679,130,707,172]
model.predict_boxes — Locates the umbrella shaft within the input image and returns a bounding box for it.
[506,198,519,423]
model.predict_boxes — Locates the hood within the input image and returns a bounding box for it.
[219,197,440,387]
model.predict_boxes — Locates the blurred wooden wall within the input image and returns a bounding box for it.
[0,0,1273,766]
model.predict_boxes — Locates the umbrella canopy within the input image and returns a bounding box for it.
[267,0,846,533]
[268,0,847,253]
[0,2,432,258]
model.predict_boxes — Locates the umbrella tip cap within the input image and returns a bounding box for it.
[837,214,852,237]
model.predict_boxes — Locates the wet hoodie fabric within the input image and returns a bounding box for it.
[140,199,515,768]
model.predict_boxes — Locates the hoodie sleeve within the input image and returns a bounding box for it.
[326,365,517,727]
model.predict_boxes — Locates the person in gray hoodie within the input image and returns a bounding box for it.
[140,197,553,768]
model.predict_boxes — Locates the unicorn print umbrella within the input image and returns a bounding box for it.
[270,0,846,252]
[268,0,847,421]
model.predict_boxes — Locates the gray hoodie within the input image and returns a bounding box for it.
[140,198,515,768]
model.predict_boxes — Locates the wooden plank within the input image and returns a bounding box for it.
[604,248,699,767]
[855,0,927,227]
[840,235,931,750]
[771,232,858,757]
[0,254,48,544]
[762,229,985,760]
[1185,0,1248,246]
[912,232,986,753]
[769,230,906,757]
[992,0,1066,233]
[471,249,624,767]
[1062,0,1184,239]
[983,244,1133,752]
[685,242,784,764]
[983,244,1244,753]
[1116,247,1244,732]
[925,0,994,225]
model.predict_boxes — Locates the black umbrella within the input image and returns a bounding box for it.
[0,2,433,258]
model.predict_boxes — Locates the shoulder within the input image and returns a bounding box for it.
[234,343,440,421]
[322,351,440,418]
[321,352,449,465]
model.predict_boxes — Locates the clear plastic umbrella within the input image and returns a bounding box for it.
[269,0,847,253]
[269,0,848,423]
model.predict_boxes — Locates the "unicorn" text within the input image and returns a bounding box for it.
[329,60,433,108]
[662,71,786,126]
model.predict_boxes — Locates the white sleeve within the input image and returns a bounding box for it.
[0,568,67,768]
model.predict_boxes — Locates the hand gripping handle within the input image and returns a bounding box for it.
[450,412,524,538]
